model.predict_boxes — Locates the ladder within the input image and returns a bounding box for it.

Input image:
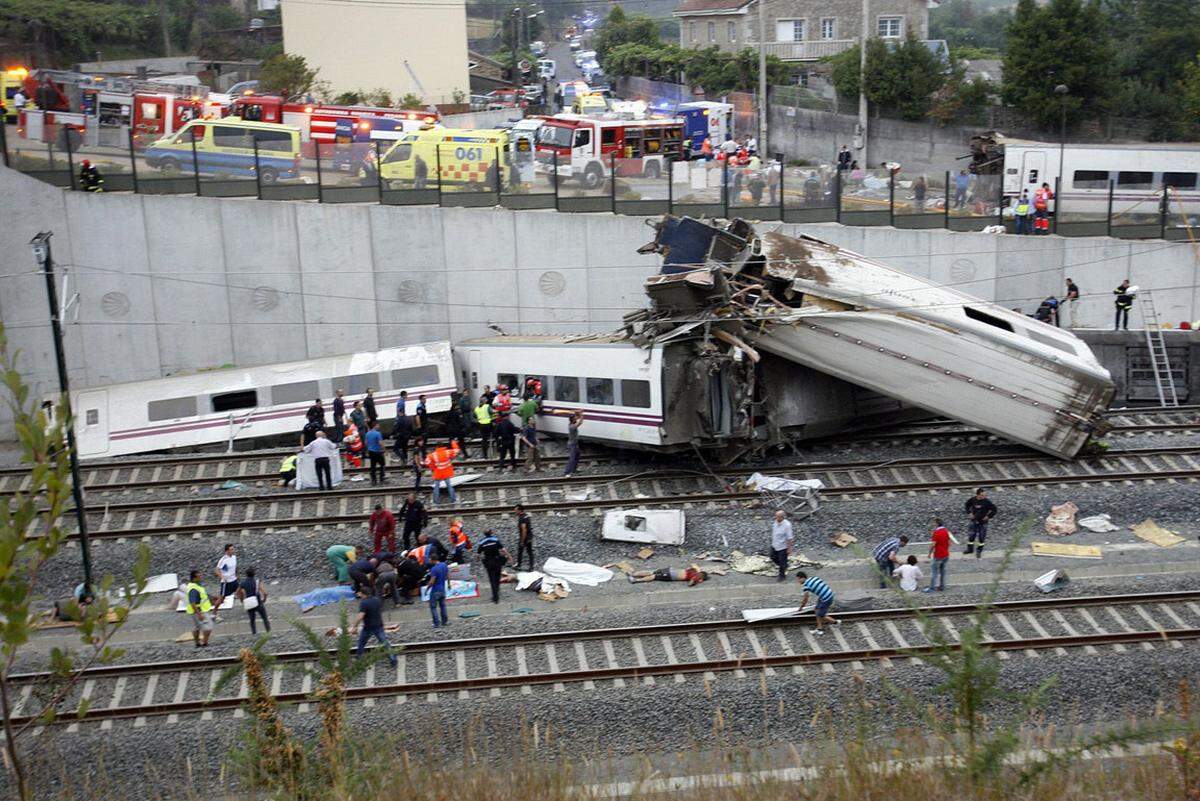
[1139,293,1179,407]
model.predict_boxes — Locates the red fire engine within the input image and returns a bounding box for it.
[533,114,684,189]
[226,95,439,156]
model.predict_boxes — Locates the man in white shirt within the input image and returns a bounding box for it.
[745,135,758,154]
[894,554,923,592]
[770,509,794,583]
[12,89,26,110]
[303,430,340,490]
[720,137,739,155]
[214,543,238,612]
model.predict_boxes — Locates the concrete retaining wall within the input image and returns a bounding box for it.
[2,164,1197,436]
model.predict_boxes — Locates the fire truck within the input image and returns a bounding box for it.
[533,114,685,189]
[226,95,439,157]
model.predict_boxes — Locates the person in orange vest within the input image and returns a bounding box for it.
[700,137,713,161]
[1033,182,1054,235]
[343,423,363,468]
[448,518,472,563]
[424,439,461,505]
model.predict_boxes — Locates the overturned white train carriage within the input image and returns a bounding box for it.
[639,217,1114,459]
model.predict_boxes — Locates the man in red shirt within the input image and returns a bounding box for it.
[924,518,952,593]
[369,503,396,554]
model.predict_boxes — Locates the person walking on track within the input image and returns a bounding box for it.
[963,487,997,558]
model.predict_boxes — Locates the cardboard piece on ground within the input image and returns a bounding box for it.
[1130,519,1185,547]
[1079,513,1119,533]
[1044,502,1078,536]
[636,548,654,560]
[601,509,686,546]
[174,631,194,642]
[830,532,857,548]
[603,561,637,575]
[1031,542,1102,559]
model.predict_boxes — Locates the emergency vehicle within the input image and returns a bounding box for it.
[227,94,438,157]
[534,114,684,189]
[330,116,417,172]
[571,92,608,115]
[378,128,509,189]
[143,119,302,183]
[2,66,29,123]
[676,101,733,157]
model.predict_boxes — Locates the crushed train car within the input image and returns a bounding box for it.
[634,216,1115,460]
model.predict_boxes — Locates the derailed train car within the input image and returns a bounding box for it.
[635,216,1115,459]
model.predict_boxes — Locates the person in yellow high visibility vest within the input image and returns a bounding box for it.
[184,569,215,647]
[279,452,298,486]
[473,397,494,459]
[1014,190,1032,235]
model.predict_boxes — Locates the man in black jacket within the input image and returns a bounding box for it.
[963,487,998,558]
[364,389,378,426]
[398,492,427,551]
[1113,280,1134,330]
[496,414,519,470]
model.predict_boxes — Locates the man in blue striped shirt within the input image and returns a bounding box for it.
[796,571,838,635]
[872,535,909,588]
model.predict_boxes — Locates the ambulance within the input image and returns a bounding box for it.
[571,92,609,116]
[378,128,509,189]
[1,66,29,123]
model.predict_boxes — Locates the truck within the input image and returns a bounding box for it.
[226,95,438,157]
[534,114,685,188]
[675,101,733,157]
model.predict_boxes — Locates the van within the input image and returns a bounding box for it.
[572,93,609,116]
[537,59,556,80]
[378,128,509,189]
[143,118,301,183]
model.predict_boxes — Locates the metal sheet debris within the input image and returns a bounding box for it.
[744,473,823,519]
[1130,519,1185,547]
[1034,569,1070,593]
[729,550,821,576]
[601,509,686,545]
[1031,542,1103,559]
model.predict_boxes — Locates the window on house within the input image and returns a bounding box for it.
[776,19,805,41]
[820,18,836,39]
[690,22,696,42]
[728,21,736,42]
[708,21,715,42]
[877,16,903,37]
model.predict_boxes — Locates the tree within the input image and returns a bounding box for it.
[594,6,661,68]
[0,0,146,65]
[0,324,150,801]
[1002,0,1113,129]
[930,0,1012,53]
[1182,55,1200,135]
[258,53,320,99]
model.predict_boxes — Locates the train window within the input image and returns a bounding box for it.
[1117,171,1153,189]
[963,306,1014,333]
[211,390,258,413]
[85,409,99,426]
[620,380,651,408]
[1027,328,1076,356]
[341,373,379,395]
[497,373,518,392]
[392,365,439,388]
[521,375,546,397]
[586,377,614,405]
[553,376,580,402]
[148,396,197,421]
[1072,170,1109,189]
[271,380,320,406]
[1163,172,1197,190]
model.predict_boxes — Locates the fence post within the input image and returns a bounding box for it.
[495,145,503,199]
[667,159,674,212]
[722,158,729,219]
[777,160,785,220]
[253,141,263,199]
[190,128,201,196]
[835,168,842,224]
[888,170,895,227]
[1052,177,1061,234]
[375,139,384,204]
[610,152,617,214]
[65,127,77,190]
[996,176,1003,228]
[0,116,9,168]
[943,170,950,230]
[553,153,559,211]
[127,127,139,192]
[436,146,442,206]
[1105,179,1114,237]
[314,143,324,203]
[1159,185,1168,239]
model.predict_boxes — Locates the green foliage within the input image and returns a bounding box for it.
[604,42,789,94]
[0,0,147,64]
[930,0,1013,53]
[0,323,150,801]
[1001,0,1113,129]
[1183,56,1200,132]
[258,53,320,100]
[594,6,662,66]
[399,93,424,110]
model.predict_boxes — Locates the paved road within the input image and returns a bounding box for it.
[545,39,584,83]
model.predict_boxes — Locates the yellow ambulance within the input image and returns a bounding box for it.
[378,128,510,190]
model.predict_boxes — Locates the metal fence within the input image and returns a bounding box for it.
[3,122,1196,240]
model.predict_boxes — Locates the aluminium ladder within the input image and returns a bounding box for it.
[1138,293,1179,407]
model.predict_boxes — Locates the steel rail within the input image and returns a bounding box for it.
[13,626,1199,726]
[14,590,1200,684]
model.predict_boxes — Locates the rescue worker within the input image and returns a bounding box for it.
[343,423,364,469]
[700,137,713,160]
[184,569,215,648]
[398,492,427,551]
[1065,278,1081,328]
[332,389,346,439]
[326,545,357,583]
[474,397,494,459]
[369,503,396,554]
[1033,182,1054,234]
[1013,190,1032,235]
[963,487,998,558]
[514,503,534,571]
[392,410,412,463]
[278,452,299,487]
[424,439,461,505]
[1113,280,1135,330]
[448,518,471,563]
[364,388,378,427]
[78,160,104,192]
[396,552,423,604]
[476,529,511,604]
[492,386,513,416]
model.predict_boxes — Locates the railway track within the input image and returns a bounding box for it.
[12,591,1200,729]
[49,445,1200,542]
[2,408,1195,497]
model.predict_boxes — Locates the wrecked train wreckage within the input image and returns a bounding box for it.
[632,216,1114,460]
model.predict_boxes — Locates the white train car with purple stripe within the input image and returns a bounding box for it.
[61,342,455,458]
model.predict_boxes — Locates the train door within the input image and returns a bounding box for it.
[1022,150,1047,192]
[74,390,109,456]
[467,350,481,392]
[708,369,733,438]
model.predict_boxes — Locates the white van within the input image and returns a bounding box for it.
[537,58,556,80]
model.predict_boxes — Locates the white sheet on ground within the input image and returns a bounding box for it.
[1078,514,1119,533]
[745,473,825,493]
[541,557,613,586]
[742,607,802,623]
[113,572,179,598]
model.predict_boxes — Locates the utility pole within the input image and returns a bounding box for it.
[857,0,869,168]
[30,232,94,593]
[757,0,768,155]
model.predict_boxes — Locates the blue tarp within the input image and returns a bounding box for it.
[295,585,356,613]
